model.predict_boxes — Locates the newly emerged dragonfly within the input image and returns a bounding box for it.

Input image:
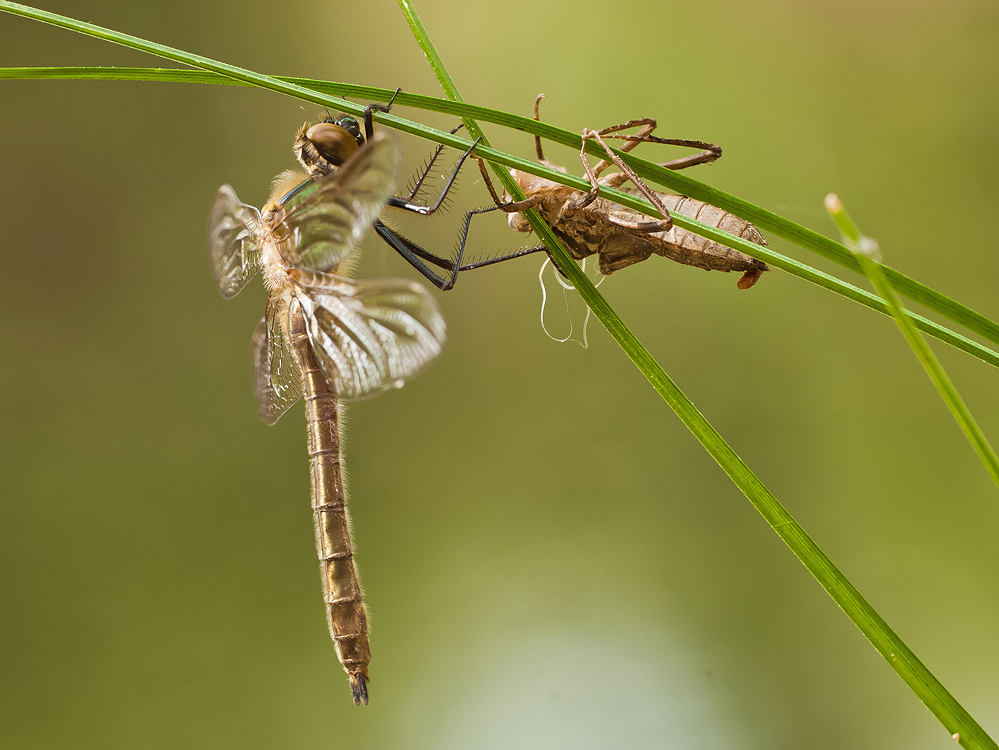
[291,93,486,291]
[208,130,445,705]
[446,96,770,290]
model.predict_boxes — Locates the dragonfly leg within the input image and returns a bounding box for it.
[529,94,561,169]
[362,93,477,218]
[377,149,569,291]
[597,124,723,189]
[402,122,466,205]
[356,93,531,288]
[575,128,674,231]
[362,87,402,141]
[389,132,481,217]
[472,156,547,214]
[374,209,549,292]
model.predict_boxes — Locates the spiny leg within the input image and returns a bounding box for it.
[449,203,551,281]
[373,208,548,291]
[329,93,527,288]
[377,154,566,290]
[390,125,474,216]
[358,93,539,287]
[362,90,477,219]
[403,123,465,204]
[373,136,490,289]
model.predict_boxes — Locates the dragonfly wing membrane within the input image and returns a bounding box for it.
[295,274,445,401]
[209,184,262,299]
[283,132,401,273]
[252,297,303,426]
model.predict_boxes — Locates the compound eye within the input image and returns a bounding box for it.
[336,116,363,142]
[305,122,360,167]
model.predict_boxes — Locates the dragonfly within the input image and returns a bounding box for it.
[290,93,490,292]
[208,128,445,706]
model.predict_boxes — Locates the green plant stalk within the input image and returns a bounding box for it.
[827,195,999,490]
[5,65,998,373]
[0,59,999,356]
[397,1,997,747]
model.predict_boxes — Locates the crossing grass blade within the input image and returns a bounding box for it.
[3,66,998,371]
[396,1,998,747]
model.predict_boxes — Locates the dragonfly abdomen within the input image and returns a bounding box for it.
[289,302,371,706]
[652,194,768,277]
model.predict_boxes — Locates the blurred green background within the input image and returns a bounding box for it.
[2,1,998,747]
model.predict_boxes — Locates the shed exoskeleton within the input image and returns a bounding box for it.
[473,95,769,289]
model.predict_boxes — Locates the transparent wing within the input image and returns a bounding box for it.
[294,273,446,401]
[280,132,401,273]
[209,184,261,299]
[251,296,303,426]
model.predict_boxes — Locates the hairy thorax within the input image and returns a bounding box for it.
[258,170,309,295]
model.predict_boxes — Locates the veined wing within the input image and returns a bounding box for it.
[279,132,401,274]
[252,296,303,426]
[209,185,262,299]
[294,272,445,401]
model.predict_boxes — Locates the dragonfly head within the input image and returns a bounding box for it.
[294,116,365,178]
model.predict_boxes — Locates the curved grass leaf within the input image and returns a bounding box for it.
[2,65,998,372]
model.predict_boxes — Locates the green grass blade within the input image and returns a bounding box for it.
[610,154,999,349]
[827,194,999,490]
[0,3,376,121]
[4,65,998,372]
[396,1,997,747]
[1,61,995,357]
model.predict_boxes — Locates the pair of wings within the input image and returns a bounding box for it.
[208,133,446,425]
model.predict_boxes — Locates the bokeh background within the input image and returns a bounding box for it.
[2,1,998,747]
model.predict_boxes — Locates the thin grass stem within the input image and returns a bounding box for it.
[826,193,999,490]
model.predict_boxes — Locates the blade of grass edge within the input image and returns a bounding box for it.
[826,194,999,490]
[396,1,998,747]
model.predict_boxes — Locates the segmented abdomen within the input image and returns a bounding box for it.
[288,301,371,705]
[654,193,768,273]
